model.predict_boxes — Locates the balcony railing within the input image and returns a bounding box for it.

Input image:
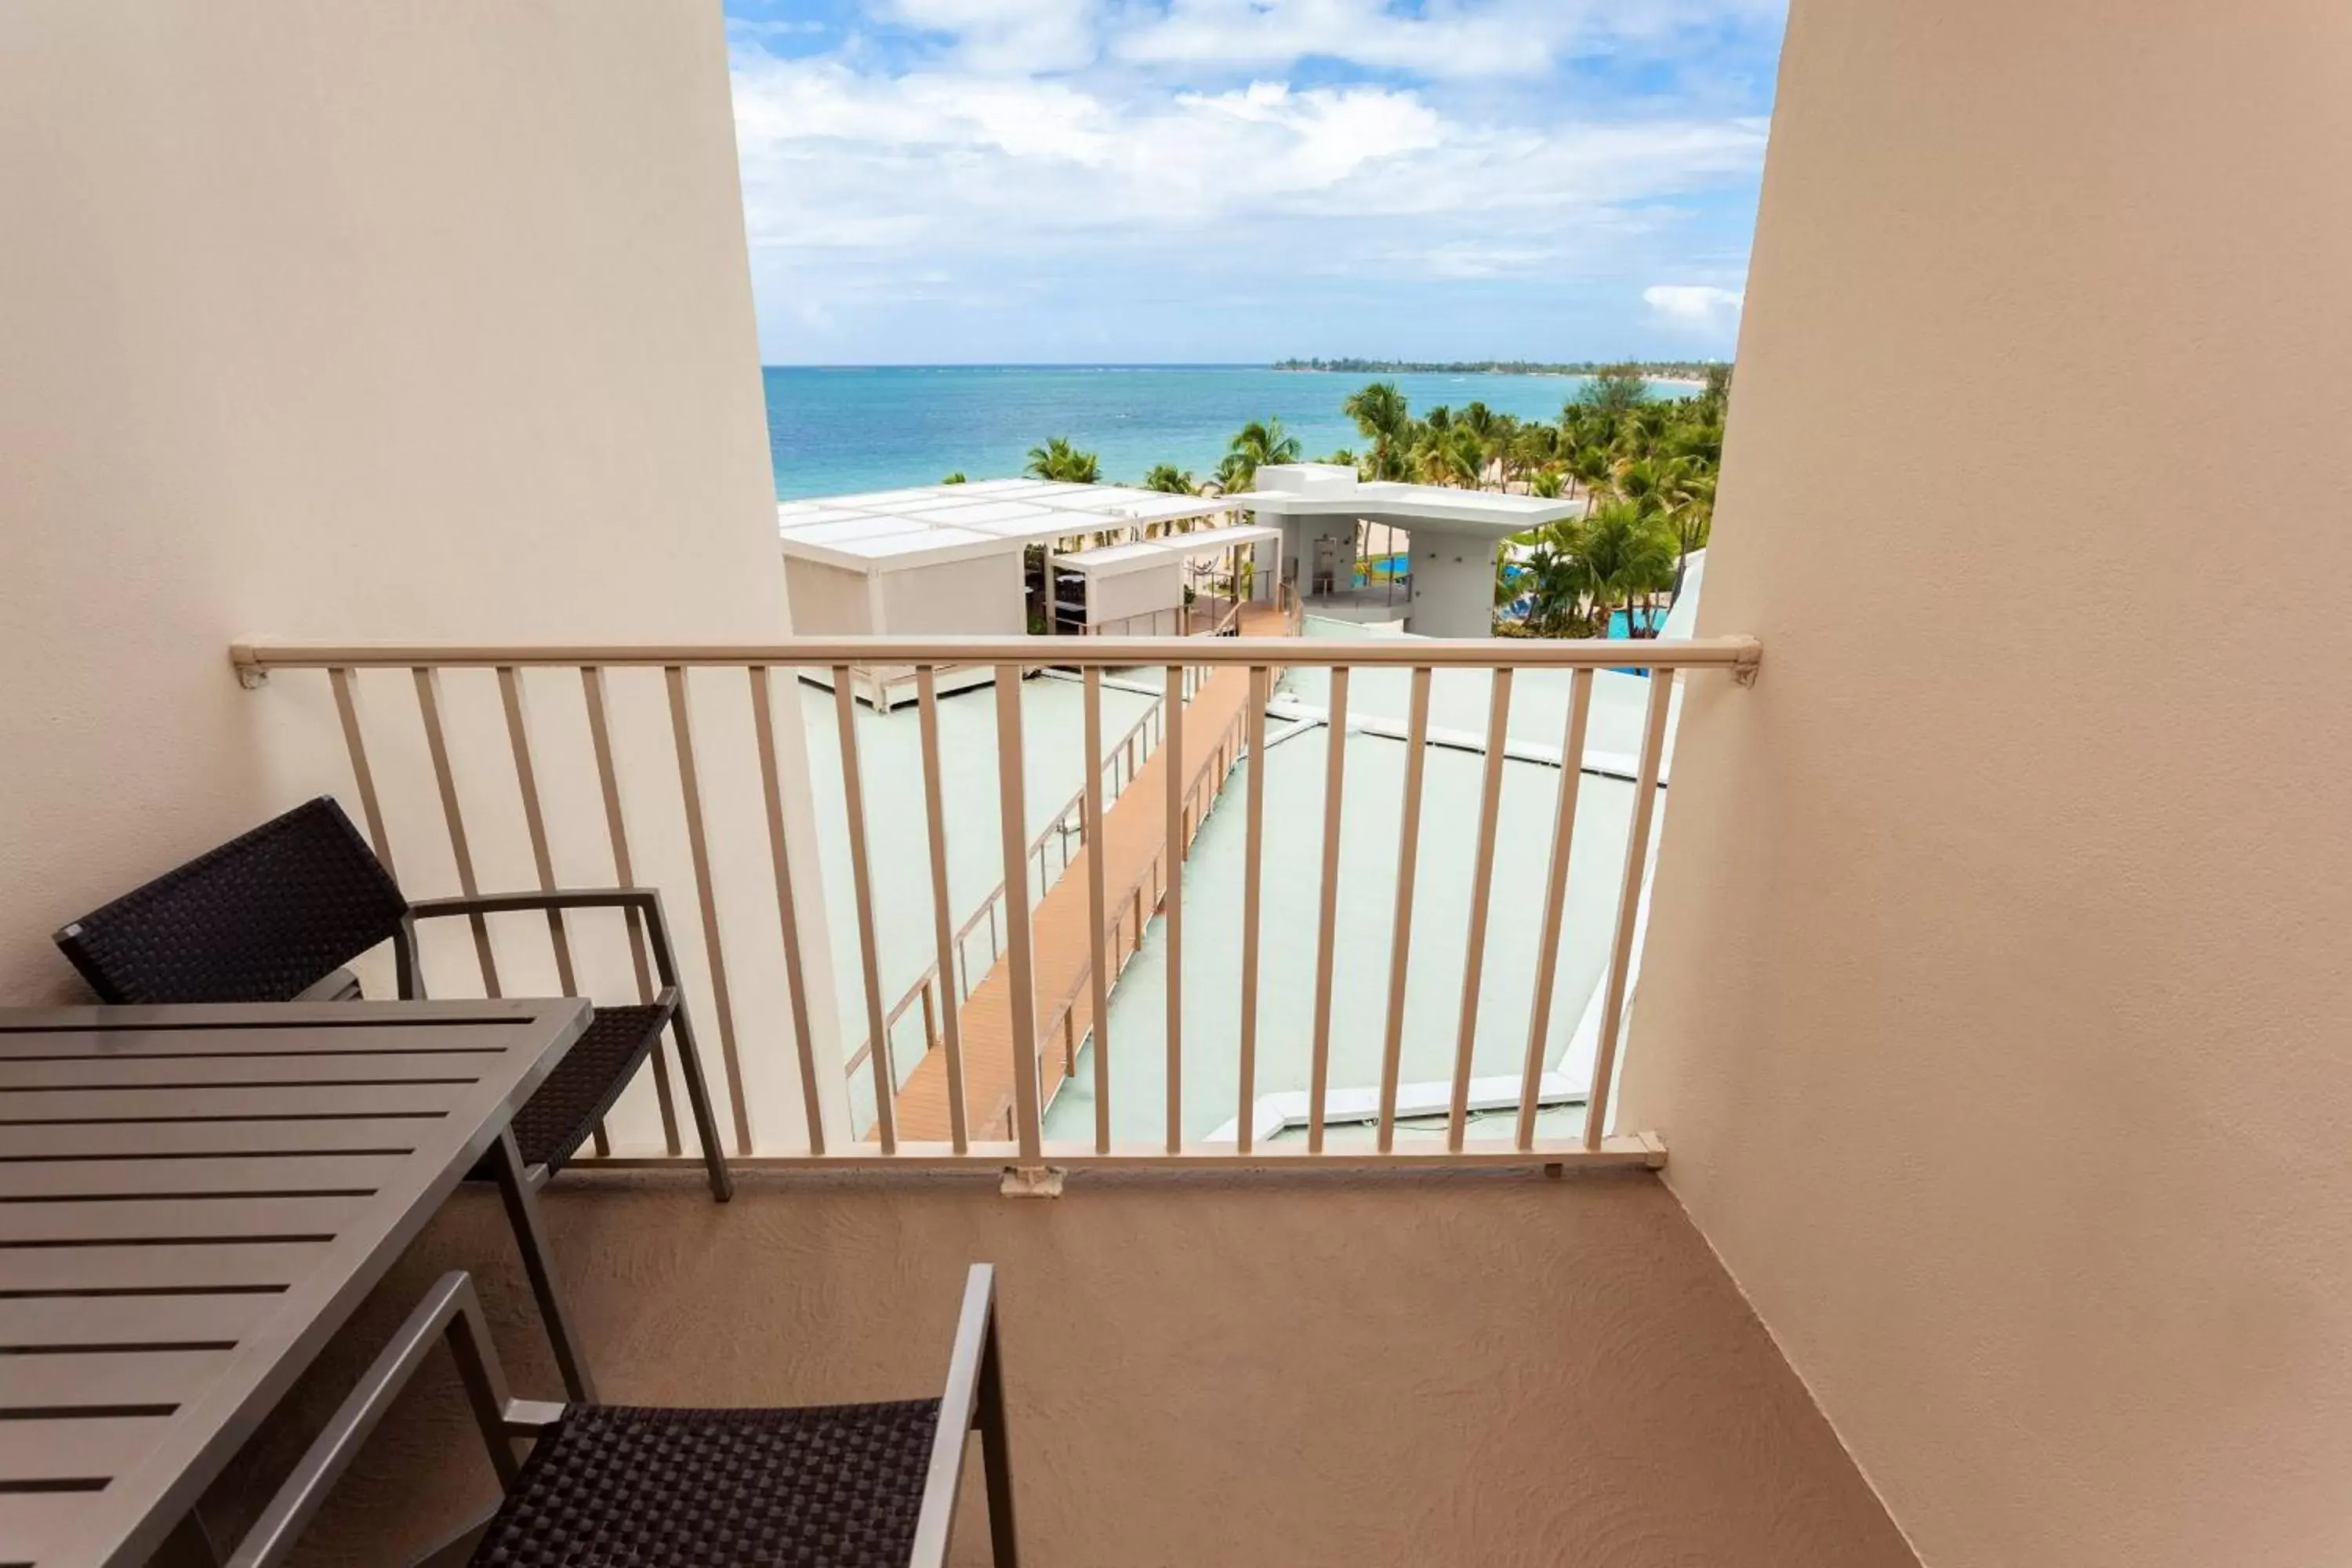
[839,692,1164,1116]
[230,631,1758,1180]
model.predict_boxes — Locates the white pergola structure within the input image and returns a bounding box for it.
[774,479,1253,702]
[1047,524,1283,636]
[776,479,1237,633]
[1239,465,1580,637]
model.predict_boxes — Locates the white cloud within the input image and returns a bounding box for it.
[877,0,1100,73]
[1110,0,1787,81]
[1116,0,1559,79]
[731,51,1764,253]
[1642,283,1744,327]
[724,0,1781,355]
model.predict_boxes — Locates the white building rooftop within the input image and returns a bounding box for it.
[1051,524,1284,579]
[1237,465,1580,535]
[777,480,1240,572]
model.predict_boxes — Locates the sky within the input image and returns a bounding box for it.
[723,0,1788,365]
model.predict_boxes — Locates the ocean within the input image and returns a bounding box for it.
[760,365,1675,500]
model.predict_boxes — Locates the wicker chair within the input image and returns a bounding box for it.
[53,795,731,1202]
[224,1265,1018,1568]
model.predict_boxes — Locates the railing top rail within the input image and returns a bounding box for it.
[232,634,1761,673]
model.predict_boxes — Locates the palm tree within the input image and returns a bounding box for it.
[1613,454,1690,520]
[1576,501,1679,636]
[1508,531,1599,636]
[1437,426,1485,488]
[1222,416,1302,492]
[1559,400,1607,451]
[1341,382,1412,480]
[1025,437,1099,485]
[1142,463,1197,495]
[1618,404,1675,460]
[1566,443,1613,508]
[1697,361,1733,421]
[1495,416,1524,487]
[1512,423,1559,487]
[1667,418,1722,469]
[1666,470,1715,594]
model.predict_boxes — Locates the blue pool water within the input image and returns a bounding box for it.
[1494,565,1669,638]
[1608,607,1668,637]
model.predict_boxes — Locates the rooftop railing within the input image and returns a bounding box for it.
[840,690,1165,1128]
[231,630,1758,1182]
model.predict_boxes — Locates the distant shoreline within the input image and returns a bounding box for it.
[1272,358,1726,383]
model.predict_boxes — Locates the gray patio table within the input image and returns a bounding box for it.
[0,996,594,1568]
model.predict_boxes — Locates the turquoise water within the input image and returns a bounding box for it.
[1495,564,1668,640]
[761,365,1675,499]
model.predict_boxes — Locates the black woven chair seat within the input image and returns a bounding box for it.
[469,1400,944,1568]
[482,1003,672,1178]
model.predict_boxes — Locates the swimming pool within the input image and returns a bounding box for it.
[1495,564,1669,639]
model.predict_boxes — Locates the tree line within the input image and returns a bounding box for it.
[1274,357,1727,379]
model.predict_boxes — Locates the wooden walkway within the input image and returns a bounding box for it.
[894,603,1294,1142]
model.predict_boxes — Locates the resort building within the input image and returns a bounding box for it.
[775,479,1278,702]
[6,5,2349,1568]
[1242,463,1581,636]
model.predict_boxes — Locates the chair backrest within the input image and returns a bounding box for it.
[54,797,408,1004]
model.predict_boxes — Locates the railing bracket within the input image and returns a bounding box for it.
[1000,1163,1065,1199]
[228,641,269,688]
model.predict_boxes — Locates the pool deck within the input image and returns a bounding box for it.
[894,601,1293,1142]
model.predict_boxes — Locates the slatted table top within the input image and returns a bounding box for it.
[0,998,590,1568]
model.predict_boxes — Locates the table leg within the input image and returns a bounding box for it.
[488,1127,597,1403]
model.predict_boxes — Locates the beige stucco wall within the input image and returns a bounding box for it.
[0,1,848,1146]
[1621,2,2352,1563]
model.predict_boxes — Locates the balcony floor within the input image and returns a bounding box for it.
[200,1167,1914,1568]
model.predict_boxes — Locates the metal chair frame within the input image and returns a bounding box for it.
[53,798,732,1203]
[226,1265,1016,1568]
[395,886,732,1203]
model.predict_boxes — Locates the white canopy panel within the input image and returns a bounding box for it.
[779,477,1246,572]
[1238,467,1579,535]
[1052,524,1283,579]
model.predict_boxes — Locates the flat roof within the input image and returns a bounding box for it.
[1054,524,1284,578]
[779,479,1240,572]
[1236,474,1578,535]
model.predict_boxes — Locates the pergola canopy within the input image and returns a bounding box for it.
[777,479,1240,572]
[1051,524,1283,579]
[1236,465,1579,538]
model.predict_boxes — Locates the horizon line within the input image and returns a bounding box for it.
[758,360,1713,372]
